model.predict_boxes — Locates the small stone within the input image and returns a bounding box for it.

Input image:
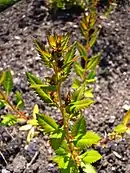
[2,169,10,173]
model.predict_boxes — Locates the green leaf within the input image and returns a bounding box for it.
[50,128,65,150]
[61,33,70,50]
[76,131,101,148]
[72,78,81,89]
[69,99,94,112]
[80,150,102,164]
[34,39,52,68]
[53,154,70,169]
[114,124,127,134]
[0,71,6,85]
[32,104,39,119]
[30,84,56,92]
[0,100,5,109]
[53,155,79,173]
[60,158,79,173]
[37,113,58,133]
[89,29,99,48]
[81,162,96,173]
[85,70,96,83]
[47,35,56,49]
[64,42,76,64]
[15,91,24,109]
[26,72,53,103]
[0,114,17,126]
[87,53,101,70]
[84,88,94,98]
[72,84,85,102]
[76,41,87,59]
[71,116,86,137]
[74,62,84,78]
[3,71,13,95]
[123,109,130,126]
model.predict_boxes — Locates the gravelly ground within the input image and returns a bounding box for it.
[0,0,130,172]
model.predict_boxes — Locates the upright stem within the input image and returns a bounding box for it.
[54,67,80,166]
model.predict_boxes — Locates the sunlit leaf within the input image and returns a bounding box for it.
[33,104,39,119]
[27,126,35,143]
[47,35,56,49]
[87,53,101,70]
[15,91,24,109]
[0,71,6,85]
[81,162,96,173]
[84,88,94,98]
[71,116,86,137]
[69,99,94,112]
[37,113,58,133]
[89,29,99,48]
[80,150,102,164]
[76,131,101,148]
[34,39,52,68]
[76,41,87,60]
[72,78,81,89]
[3,71,13,95]
[50,128,65,150]
[26,72,53,103]
[123,109,130,126]
[114,124,127,134]
[0,114,17,126]
[74,62,85,78]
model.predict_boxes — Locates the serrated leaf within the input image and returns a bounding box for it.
[34,39,52,68]
[74,62,85,78]
[86,70,96,84]
[81,162,96,173]
[123,109,130,126]
[114,124,127,134]
[69,99,94,112]
[72,84,85,102]
[53,155,70,169]
[30,84,56,92]
[60,158,79,173]
[26,72,53,103]
[37,113,58,133]
[76,42,87,60]
[89,29,99,48]
[72,78,81,89]
[80,150,102,164]
[65,42,76,63]
[3,71,13,95]
[87,53,101,70]
[15,91,24,109]
[55,142,69,156]
[53,155,78,173]
[71,116,86,137]
[61,33,70,50]
[50,128,65,150]
[76,131,101,148]
[0,114,17,126]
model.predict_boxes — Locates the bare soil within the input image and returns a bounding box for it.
[0,0,130,172]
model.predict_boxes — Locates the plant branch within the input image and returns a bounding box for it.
[0,89,28,120]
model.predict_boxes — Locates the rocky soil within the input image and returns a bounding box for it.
[0,0,130,172]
